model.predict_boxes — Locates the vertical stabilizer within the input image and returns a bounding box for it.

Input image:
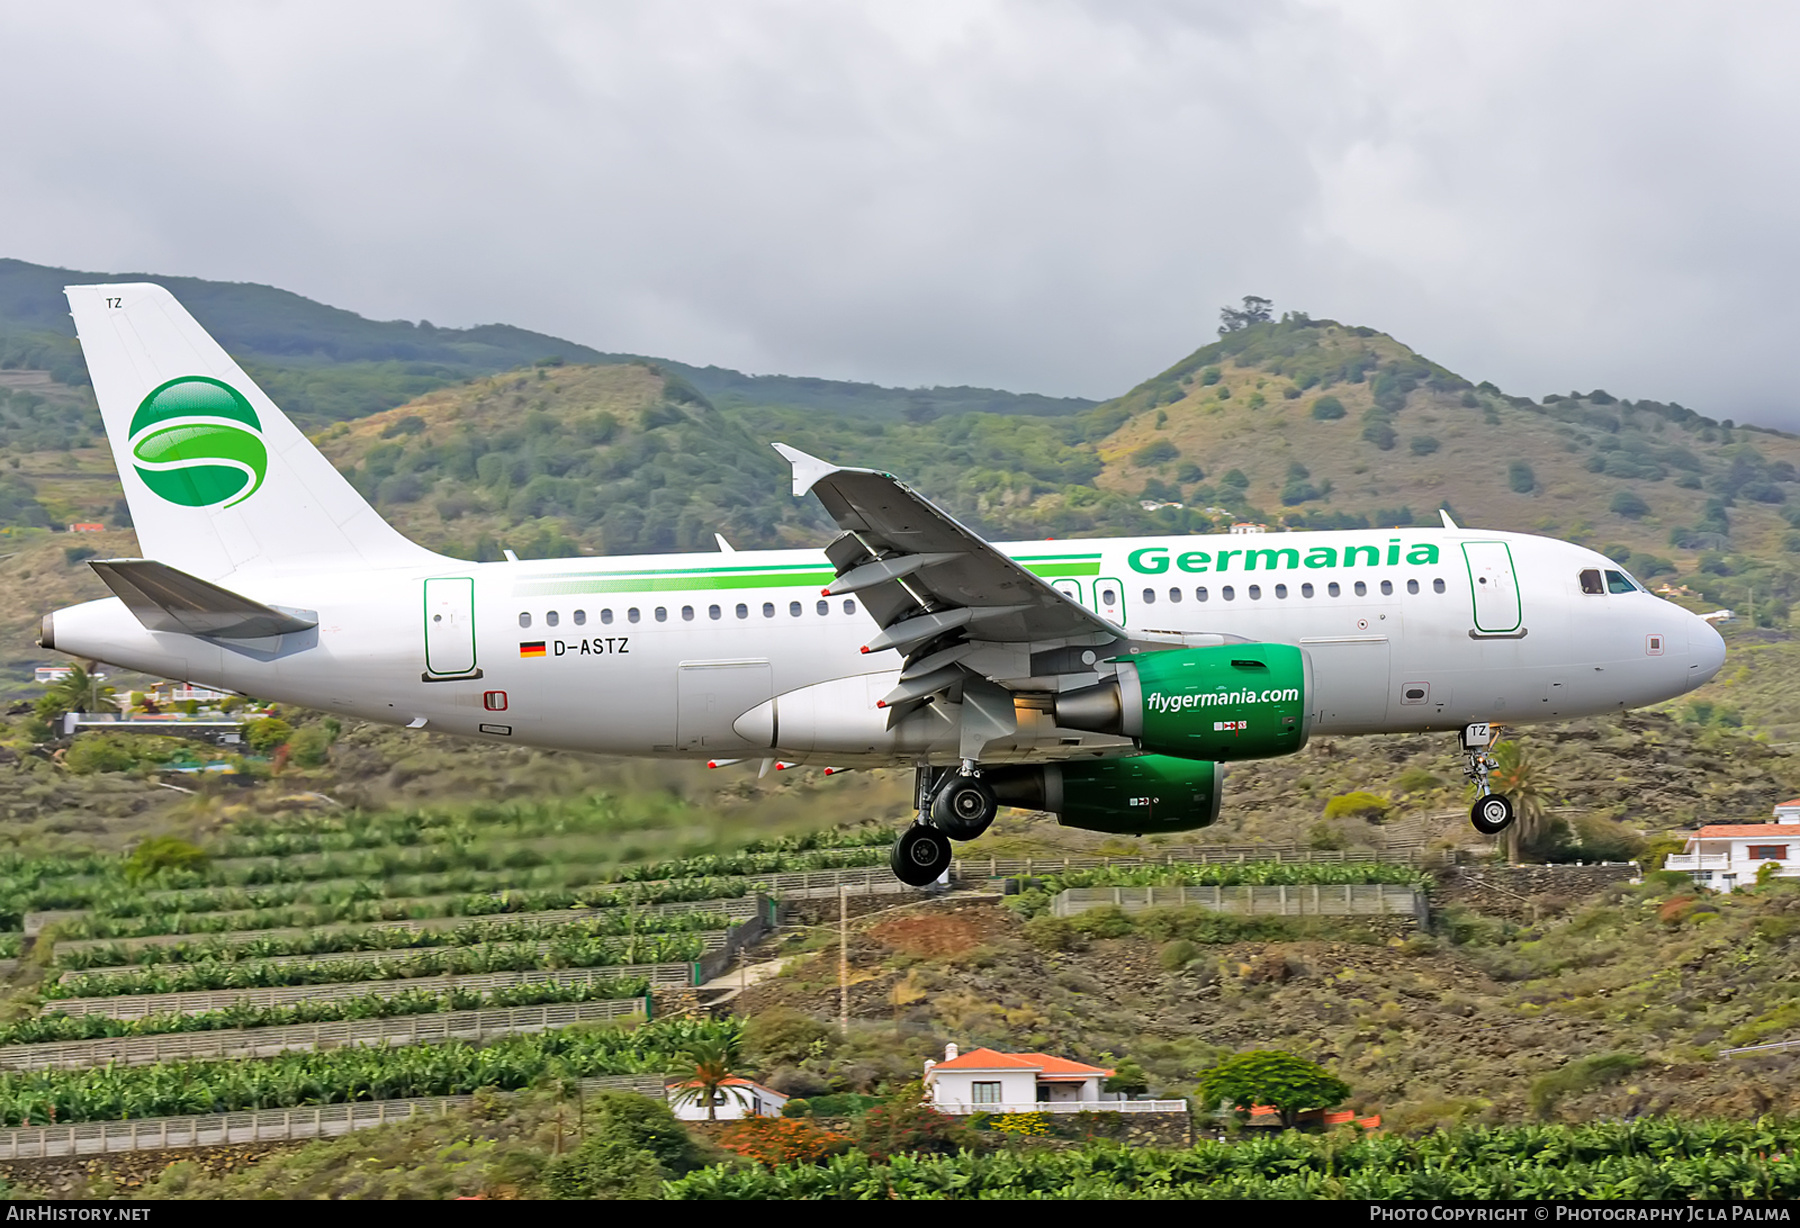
[66,283,439,580]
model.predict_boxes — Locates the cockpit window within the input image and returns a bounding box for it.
[1604,569,1639,594]
[1579,568,1605,595]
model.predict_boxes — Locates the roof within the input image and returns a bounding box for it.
[1776,800,1800,809]
[1688,826,1800,840]
[927,1048,1113,1080]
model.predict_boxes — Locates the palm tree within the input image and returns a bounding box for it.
[1488,740,1552,864]
[667,1035,743,1121]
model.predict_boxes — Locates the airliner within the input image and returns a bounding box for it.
[39,285,1727,885]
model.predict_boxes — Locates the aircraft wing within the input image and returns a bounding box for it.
[775,443,1126,721]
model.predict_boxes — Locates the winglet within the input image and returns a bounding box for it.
[772,442,838,497]
[1439,508,1460,530]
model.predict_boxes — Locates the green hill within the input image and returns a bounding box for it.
[0,258,1090,427]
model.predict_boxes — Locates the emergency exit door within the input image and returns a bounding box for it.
[423,577,481,679]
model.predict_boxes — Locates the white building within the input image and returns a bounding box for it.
[665,1076,788,1121]
[1666,801,1800,892]
[923,1044,1115,1113]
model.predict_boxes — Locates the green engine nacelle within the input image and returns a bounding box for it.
[990,756,1221,835]
[1054,642,1313,762]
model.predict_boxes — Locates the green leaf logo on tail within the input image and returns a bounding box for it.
[129,377,268,508]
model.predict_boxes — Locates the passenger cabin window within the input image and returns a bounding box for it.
[1580,568,1605,595]
[1196,587,1209,602]
[1248,584,1262,599]
[573,609,586,626]
[1379,580,1393,596]
[763,602,775,618]
[735,603,748,619]
[628,608,641,623]
[1433,578,1446,594]
[789,601,802,617]
[600,609,613,625]
[1168,587,1182,603]
[1406,579,1419,595]
[1328,582,1341,597]
[708,605,721,620]
[816,600,829,616]
[1101,587,1117,605]
[1353,581,1367,597]
[1222,585,1236,601]
[682,606,695,621]
[655,607,668,622]
[1142,588,1156,604]
[1274,583,1288,599]
[1301,582,1314,598]
[546,611,559,627]
[843,599,857,614]
[518,612,531,628]
[1605,569,1638,594]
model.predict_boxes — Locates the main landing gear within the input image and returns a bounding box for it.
[889,763,999,887]
[1460,722,1516,836]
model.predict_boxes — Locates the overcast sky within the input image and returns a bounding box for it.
[5,2,1800,424]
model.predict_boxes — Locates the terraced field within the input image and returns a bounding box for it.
[0,806,910,1146]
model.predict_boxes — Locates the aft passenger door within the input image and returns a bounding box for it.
[422,576,481,680]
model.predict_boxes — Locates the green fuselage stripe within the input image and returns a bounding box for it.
[514,552,1105,596]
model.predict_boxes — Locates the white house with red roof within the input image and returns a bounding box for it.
[1665,801,1800,892]
[666,1076,789,1121]
[923,1044,1115,1112]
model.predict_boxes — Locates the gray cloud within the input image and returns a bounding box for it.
[3,2,1797,423]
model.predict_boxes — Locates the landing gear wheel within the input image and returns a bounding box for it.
[931,776,998,840]
[1470,794,1515,835]
[890,825,953,887]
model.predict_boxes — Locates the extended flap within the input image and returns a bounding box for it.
[88,559,318,639]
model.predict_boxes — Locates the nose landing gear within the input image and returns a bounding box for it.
[1461,723,1516,836]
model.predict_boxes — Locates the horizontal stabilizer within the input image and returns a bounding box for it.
[88,559,318,639]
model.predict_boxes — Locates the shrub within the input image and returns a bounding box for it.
[1070,905,1134,939]
[743,1006,837,1070]
[245,717,294,754]
[1200,367,1222,386]
[1610,490,1650,518]
[1221,469,1250,489]
[1323,791,1392,821]
[1022,915,1083,951]
[857,1086,964,1161]
[717,1116,851,1168]
[1160,939,1199,970]
[1310,396,1346,420]
[1528,1053,1645,1120]
[540,1091,705,1197]
[1362,422,1397,450]
[122,836,209,885]
[1409,435,1441,456]
[63,733,142,775]
[1508,461,1536,493]
[286,725,334,768]
[1131,440,1179,467]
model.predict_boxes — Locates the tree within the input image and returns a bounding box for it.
[667,1035,743,1121]
[1103,1058,1149,1098]
[1218,296,1274,334]
[1198,1050,1350,1129]
[1489,739,1554,864]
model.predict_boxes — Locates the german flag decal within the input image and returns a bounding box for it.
[519,641,547,658]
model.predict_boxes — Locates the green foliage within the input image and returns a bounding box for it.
[1159,940,1198,970]
[540,1092,706,1198]
[122,835,209,885]
[1197,1050,1350,1127]
[285,723,335,768]
[1408,435,1440,456]
[1131,439,1179,467]
[1310,395,1346,421]
[244,717,294,754]
[1528,1053,1645,1120]
[1610,489,1651,518]
[63,733,143,775]
[742,1007,837,1071]
[1104,1058,1150,1097]
[1507,460,1537,493]
[1322,791,1392,821]
[856,1083,965,1162]
[662,1120,1800,1198]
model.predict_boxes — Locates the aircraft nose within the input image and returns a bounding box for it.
[1687,614,1726,691]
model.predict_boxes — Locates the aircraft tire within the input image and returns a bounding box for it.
[930,776,998,840]
[1470,794,1515,835]
[891,825,953,887]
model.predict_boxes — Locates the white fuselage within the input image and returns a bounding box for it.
[45,527,1726,767]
